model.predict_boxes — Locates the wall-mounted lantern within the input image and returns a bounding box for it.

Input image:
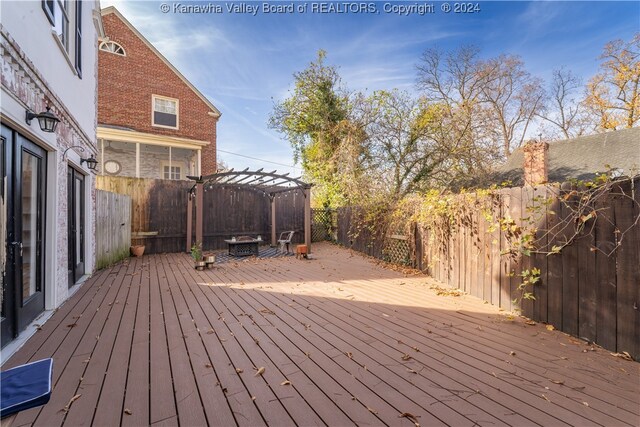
[25,106,60,133]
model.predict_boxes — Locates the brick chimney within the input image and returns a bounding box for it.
[523,140,549,185]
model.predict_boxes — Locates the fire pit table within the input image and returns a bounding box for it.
[224,237,261,257]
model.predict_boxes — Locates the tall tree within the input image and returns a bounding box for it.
[585,33,640,130]
[269,50,361,206]
[480,54,546,156]
[539,68,591,139]
[415,46,499,184]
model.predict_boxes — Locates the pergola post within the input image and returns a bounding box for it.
[196,181,203,247]
[304,186,311,253]
[270,195,276,247]
[186,192,193,253]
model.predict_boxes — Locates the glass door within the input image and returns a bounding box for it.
[1,126,14,345]
[68,167,84,286]
[1,125,47,347]
[16,134,46,331]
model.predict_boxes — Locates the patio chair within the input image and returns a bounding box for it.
[277,231,295,254]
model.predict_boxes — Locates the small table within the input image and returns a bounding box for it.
[224,239,260,257]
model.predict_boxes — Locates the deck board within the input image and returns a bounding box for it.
[3,242,639,427]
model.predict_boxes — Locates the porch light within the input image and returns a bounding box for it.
[81,155,99,171]
[25,106,60,133]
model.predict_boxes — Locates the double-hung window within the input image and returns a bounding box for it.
[152,95,179,129]
[42,0,82,77]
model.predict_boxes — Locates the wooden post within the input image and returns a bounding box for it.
[196,181,203,247]
[186,193,193,253]
[304,187,311,254]
[270,195,276,247]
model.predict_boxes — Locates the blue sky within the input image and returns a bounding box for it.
[102,0,639,176]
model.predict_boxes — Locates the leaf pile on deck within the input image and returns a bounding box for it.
[429,285,464,297]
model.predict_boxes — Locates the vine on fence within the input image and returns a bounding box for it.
[377,173,639,310]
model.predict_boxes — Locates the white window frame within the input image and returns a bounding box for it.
[44,0,81,76]
[162,163,182,180]
[54,0,70,52]
[99,40,126,56]
[152,95,179,130]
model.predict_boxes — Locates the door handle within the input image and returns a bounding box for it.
[10,241,23,257]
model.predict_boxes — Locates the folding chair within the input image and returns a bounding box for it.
[277,231,295,254]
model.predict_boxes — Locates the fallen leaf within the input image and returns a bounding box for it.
[205,363,212,368]
[610,352,634,361]
[62,394,82,413]
[509,351,516,356]
[582,402,589,407]
[346,352,353,359]
[550,380,564,385]
[255,366,265,376]
[367,406,378,414]
[399,412,421,427]
[525,320,536,326]
[546,325,555,331]
[407,369,417,374]
[124,409,132,415]
[280,380,291,386]
[412,346,420,352]
[541,394,550,402]
[402,354,412,361]
[236,368,244,374]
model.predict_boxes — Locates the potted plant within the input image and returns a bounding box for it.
[130,244,145,257]
[191,242,205,270]
[204,253,216,267]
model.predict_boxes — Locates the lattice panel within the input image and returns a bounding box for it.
[312,209,336,242]
[383,236,412,266]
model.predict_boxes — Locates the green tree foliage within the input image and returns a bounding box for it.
[268,50,361,207]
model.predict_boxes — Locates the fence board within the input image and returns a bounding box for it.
[95,190,131,269]
[614,180,640,357]
[577,187,597,343]
[561,183,579,336]
[520,186,534,318]
[546,190,564,330]
[509,187,523,314]
[595,193,618,351]
[499,190,512,310]
[532,186,549,323]
[490,197,501,306]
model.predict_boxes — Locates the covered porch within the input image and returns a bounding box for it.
[2,243,638,426]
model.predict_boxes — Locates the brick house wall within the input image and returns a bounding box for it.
[98,11,218,174]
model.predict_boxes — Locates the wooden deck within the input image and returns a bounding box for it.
[3,242,638,426]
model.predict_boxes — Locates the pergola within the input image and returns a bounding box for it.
[186,169,312,253]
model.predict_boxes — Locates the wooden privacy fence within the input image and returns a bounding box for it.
[95,190,131,269]
[336,177,640,359]
[96,176,305,254]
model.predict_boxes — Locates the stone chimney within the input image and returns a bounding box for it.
[523,140,549,185]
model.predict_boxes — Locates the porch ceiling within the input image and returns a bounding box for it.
[3,243,639,426]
